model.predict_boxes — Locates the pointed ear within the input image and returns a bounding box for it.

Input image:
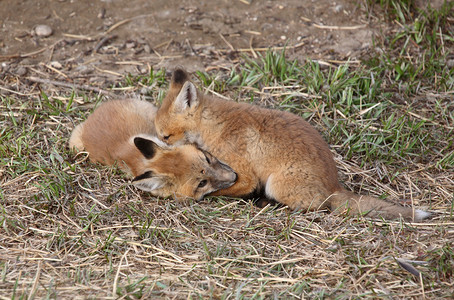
[134,137,158,159]
[170,67,189,88]
[174,81,198,113]
[132,171,167,192]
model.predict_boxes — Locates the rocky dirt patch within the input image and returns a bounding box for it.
[1,0,382,86]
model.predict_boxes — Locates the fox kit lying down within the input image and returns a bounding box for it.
[69,99,237,200]
[154,68,430,221]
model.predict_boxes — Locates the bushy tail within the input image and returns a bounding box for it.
[329,189,430,222]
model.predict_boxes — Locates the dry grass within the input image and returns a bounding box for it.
[1,2,454,298]
[2,164,452,299]
[1,66,453,299]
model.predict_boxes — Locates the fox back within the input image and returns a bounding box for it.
[154,69,429,221]
[69,99,237,200]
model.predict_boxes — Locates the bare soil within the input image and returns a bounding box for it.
[1,0,380,82]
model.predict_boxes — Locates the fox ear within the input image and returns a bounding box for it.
[174,81,198,113]
[134,137,158,159]
[171,68,189,87]
[132,171,167,192]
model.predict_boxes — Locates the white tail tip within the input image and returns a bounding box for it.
[415,209,431,221]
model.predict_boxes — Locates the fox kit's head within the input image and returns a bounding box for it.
[155,68,201,146]
[131,135,236,200]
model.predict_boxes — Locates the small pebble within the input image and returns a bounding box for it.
[75,65,94,75]
[16,67,27,76]
[143,44,151,54]
[334,5,343,13]
[1,62,10,72]
[98,8,106,19]
[140,86,153,95]
[49,61,62,69]
[447,59,454,68]
[34,25,53,37]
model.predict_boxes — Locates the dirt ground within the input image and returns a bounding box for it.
[1,0,452,299]
[1,0,386,84]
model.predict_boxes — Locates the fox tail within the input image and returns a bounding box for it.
[329,189,430,222]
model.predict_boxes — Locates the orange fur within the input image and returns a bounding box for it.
[154,69,430,221]
[69,99,237,200]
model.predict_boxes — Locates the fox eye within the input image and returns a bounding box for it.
[198,180,208,188]
[163,134,171,141]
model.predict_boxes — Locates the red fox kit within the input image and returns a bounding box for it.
[69,99,237,200]
[154,68,430,221]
